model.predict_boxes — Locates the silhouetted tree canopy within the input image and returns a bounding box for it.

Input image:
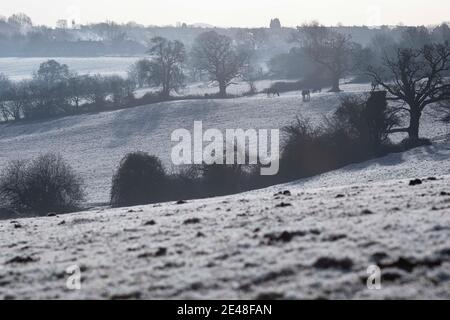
[192,31,249,97]
[270,18,282,29]
[293,22,356,92]
[368,43,450,140]
[147,37,186,99]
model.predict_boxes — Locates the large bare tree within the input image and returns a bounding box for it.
[367,43,450,140]
[192,31,248,98]
[147,37,186,99]
[293,22,354,92]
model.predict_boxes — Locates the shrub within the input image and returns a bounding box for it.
[279,93,397,179]
[0,153,85,215]
[332,93,399,153]
[110,152,167,207]
[280,118,364,179]
[200,163,246,197]
[167,165,202,201]
[266,75,330,95]
[279,117,322,178]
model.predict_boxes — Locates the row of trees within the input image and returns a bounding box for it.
[1,26,449,142]
[0,60,135,121]
[0,30,256,122]
[368,44,450,140]
[278,22,450,141]
[270,23,450,87]
[129,31,255,98]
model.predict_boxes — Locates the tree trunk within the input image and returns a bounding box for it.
[219,82,227,98]
[330,75,341,92]
[161,83,170,100]
[408,109,421,140]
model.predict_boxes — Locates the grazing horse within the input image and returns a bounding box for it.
[302,89,311,102]
[267,88,280,97]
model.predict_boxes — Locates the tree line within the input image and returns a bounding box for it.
[0,30,258,121]
[1,24,449,144]
[0,60,135,121]
[270,22,450,141]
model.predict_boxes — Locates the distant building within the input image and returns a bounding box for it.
[56,19,68,29]
[270,18,281,29]
[71,19,81,30]
[176,22,188,28]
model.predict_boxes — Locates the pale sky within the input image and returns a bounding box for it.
[0,0,449,27]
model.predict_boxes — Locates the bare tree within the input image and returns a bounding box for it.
[237,44,261,94]
[367,43,450,140]
[1,80,36,121]
[7,13,33,31]
[34,60,70,83]
[0,74,12,121]
[128,59,152,88]
[192,31,248,98]
[400,26,432,49]
[67,75,89,111]
[147,37,186,99]
[84,75,110,108]
[293,22,354,92]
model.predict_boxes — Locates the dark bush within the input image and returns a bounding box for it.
[279,117,323,178]
[266,75,330,95]
[279,93,396,179]
[333,92,399,154]
[164,165,210,202]
[200,163,247,197]
[110,152,168,207]
[268,48,317,79]
[0,153,85,216]
[279,118,359,179]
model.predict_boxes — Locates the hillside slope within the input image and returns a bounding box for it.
[0,172,449,299]
[0,83,447,204]
[0,84,449,299]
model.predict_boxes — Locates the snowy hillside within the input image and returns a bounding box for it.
[0,83,449,299]
[0,83,447,204]
[0,173,449,299]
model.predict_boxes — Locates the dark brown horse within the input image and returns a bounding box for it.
[267,88,280,97]
[302,89,311,102]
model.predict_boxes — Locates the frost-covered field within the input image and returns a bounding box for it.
[0,83,447,204]
[0,57,144,81]
[0,82,449,299]
[0,173,449,299]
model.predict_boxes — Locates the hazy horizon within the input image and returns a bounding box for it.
[0,0,449,28]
